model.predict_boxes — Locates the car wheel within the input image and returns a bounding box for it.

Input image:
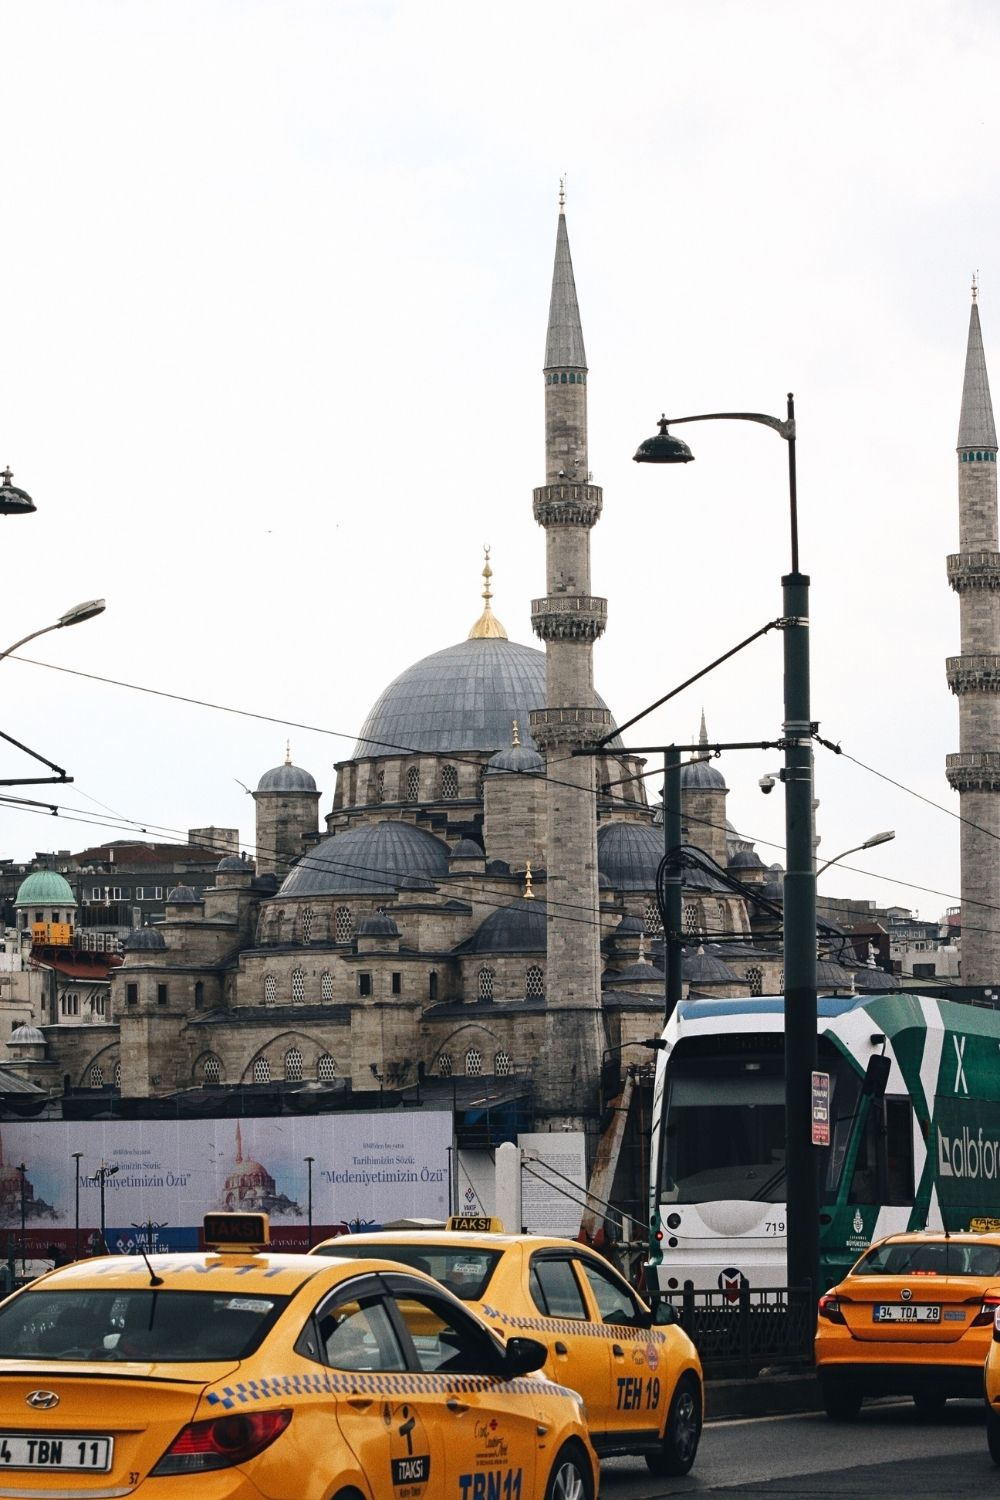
[913,1391,947,1418]
[987,1407,1000,1465]
[819,1375,862,1421]
[544,1440,594,1500]
[646,1371,702,1477]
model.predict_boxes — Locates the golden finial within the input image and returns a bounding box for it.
[284,741,291,765]
[511,719,521,747]
[468,545,508,640]
[973,271,979,304]
[638,932,647,963]
[522,861,535,900]
[558,176,566,213]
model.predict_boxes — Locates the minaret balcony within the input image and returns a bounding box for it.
[947,552,1000,592]
[533,483,603,528]
[531,596,608,642]
[530,705,613,750]
[946,751,1000,793]
[945,655,1000,695]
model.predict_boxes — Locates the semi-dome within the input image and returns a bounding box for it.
[357,912,400,938]
[487,742,544,775]
[450,838,484,859]
[126,927,167,951]
[353,636,620,758]
[9,1024,45,1043]
[15,870,75,906]
[468,897,546,954]
[257,761,317,793]
[597,822,664,890]
[278,822,450,897]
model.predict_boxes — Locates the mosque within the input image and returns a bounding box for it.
[4,202,892,1195]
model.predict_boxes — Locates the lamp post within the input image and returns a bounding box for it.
[72,1152,83,1260]
[816,830,895,877]
[96,1162,119,1253]
[634,393,818,1298]
[16,1164,26,1280]
[304,1156,315,1248]
[0,599,106,666]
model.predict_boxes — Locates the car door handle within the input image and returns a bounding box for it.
[346,1396,373,1411]
[612,1343,625,1358]
[554,1341,568,1355]
[447,1398,470,1414]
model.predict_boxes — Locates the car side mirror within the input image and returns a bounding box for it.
[503,1336,547,1377]
[651,1302,679,1327]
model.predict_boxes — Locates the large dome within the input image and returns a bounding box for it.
[353,637,620,758]
[278,821,450,897]
[15,870,75,906]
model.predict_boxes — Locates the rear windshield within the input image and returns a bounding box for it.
[854,1241,1000,1277]
[0,1288,288,1363]
[314,1243,501,1301]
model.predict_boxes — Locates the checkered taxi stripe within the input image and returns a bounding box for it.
[480,1305,667,1346]
[206,1370,574,1411]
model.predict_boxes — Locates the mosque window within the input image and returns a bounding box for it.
[376,770,385,803]
[204,1054,221,1084]
[156,984,168,1006]
[89,1064,104,1089]
[560,373,567,384]
[437,1052,453,1077]
[113,1060,121,1088]
[495,1049,512,1077]
[321,971,334,1000]
[302,908,314,943]
[285,1048,303,1082]
[253,1056,271,1084]
[643,901,663,937]
[683,904,700,937]
[441,765,459,799]
[358,972,372,997]
[465,1048,483,1077]
[264,974,277,1004]
[478,967,495,1001]
[335,906,354,944]
[392,972,402,995]
[126,983,138,1006]
[406,766,420,801]
[717,900,727,931]
[526,964,544,999]
[429,971,439,1000]
[746,966,763,997]
[194,981,204,1010]
[318,1053,337,1082]
[291,968,306,1002]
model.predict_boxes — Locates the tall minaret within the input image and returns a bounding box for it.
[528,189,609,1125]
[946,280,1000,984]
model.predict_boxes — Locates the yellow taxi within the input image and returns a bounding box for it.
[310,1216,703,1476]
[983,1304,1000,1462]
[815,1228,1000,1419]
[0,1212,598,1499]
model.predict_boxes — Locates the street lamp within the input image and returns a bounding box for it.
[0,599,106,665]
[96,1162,119,1253]
[634,394,818,1298]
[72,1152,83,1260]
[0,467,35,517]
[816,830,895,877]
[304,1157,315,1248]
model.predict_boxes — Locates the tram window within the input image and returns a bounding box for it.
[884,1097,914,1205]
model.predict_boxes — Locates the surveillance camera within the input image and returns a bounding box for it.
[759,775,776,795]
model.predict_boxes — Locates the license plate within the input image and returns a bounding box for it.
[0,1433,113,1471]
[873,1304,940,1323]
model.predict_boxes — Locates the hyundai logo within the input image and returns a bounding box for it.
[901,1289,912,1302]
[26,1391,59,1410]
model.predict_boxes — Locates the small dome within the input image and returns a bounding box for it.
[450,838,484,860]
[357,912,400,938]
[597,823,664,891]
[9,1024,44,1043]
[680,758,726,791]
[730,849,766,870]
[816,958,855,989]
[487,743,544,775]
[166,885,198,903]
[851,965,901,992]
[278,822,450,897]
[126,926,167,951]
[15,870,75,906]
[615,915,645,937]
[682,947,739,984]
[257,761,318,793]
[217,854,248,872]
[468,897,546,954]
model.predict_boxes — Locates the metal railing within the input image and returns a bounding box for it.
[660,1283,815,1380]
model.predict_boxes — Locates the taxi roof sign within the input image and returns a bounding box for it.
[446,1215,504,1233]
[203,1212,271,1251]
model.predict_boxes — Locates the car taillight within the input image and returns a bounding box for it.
[973,1296,1000,1332]
[151,1410,292,1475]
[817,1293,845,1325]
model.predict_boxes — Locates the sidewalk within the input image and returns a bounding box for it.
[706,1367,821,1421]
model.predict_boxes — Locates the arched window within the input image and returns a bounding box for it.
[335,907,354,944]
[717,900,727,932]
[643,900,663,937]
[302,907,314,943]
[376,769,385,803]
[441,765,459,800]
[406,766,420,801]
[285,1048,303,1082]
[437,1052,453,1077]
[478,967,495,1001]
[746,966,763,997]
[465,1048,483,1077]
[204,1055,221,1084]
[683,904,700,936]
[253,1056,271,1084]
[264,974,277,1004]
[495,1049,512,1077]
[321,971,334,1001]
[318,1054,337,1082]
[113,1060,121,1089]
[194,981,204,1010]
[89,1064,104,1089]
[526,964,544,999]
[291,968,306,1002]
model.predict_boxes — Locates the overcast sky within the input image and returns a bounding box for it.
[1,0,998,922]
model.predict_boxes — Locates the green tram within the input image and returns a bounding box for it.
[646,991,1000,1296]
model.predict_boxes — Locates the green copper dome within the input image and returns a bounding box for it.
[15,870,76,906]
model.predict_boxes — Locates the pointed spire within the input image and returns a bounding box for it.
[544,191,587,371]
[523,861,535,900]
[468,546,508,639]
[698,709,709,760]
[958,291,998,450]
